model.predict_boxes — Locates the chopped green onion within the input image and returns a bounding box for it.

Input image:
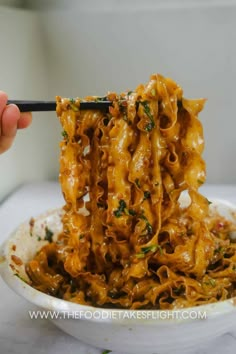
[136,244,162,258]
[173,285,185,295]
[124,208,130,216]
[145,121,155,132]
[157,244,163,255]
[139,101,155,131]
[114,200,135,217]
[114,200,127,218]
[204,278,216,287]
[139,215,153,235]
[214,246,225,254]
[45,227,54,243]
[128,209,136,216]
[136,253,145,259]
[95,96,107,102]
[61,130,68,139]
[70,103,79,112]
[141,245,158,254]
[144,191,151,200]
[14,273,28,283]
[209,278,216,287]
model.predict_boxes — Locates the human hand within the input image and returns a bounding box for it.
[0,91,32,154]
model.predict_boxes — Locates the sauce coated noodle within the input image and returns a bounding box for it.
[26,74,236,309]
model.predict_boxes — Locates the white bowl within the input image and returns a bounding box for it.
[1,200,236,354]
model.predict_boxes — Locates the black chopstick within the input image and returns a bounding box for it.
[7,100,112,112]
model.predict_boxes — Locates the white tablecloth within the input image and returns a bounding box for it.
[0,182,236,354]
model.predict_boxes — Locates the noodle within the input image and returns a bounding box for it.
[26,74,236,309]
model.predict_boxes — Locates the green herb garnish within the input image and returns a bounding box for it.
[140,101,153,121]
[207,199,212,205]
[214,246,225,254]
[204,278,216,287]
[128,209,136,216]
[114,200,127,218]
[136,253,145,259]
[173,285,185,295]
[144,191,151,200]
[139,100,155,132]
[45,227,54,243]
[114,210,122,218]
[114,200,135,217]
[141,245,158,254]
[69,99,79,111]
[136,244,162,258]
[102,350,112,354]
[124,208,130,216]
[95,96,107,102]
[118,100,131,124]
[70,104,79,111]
[127,91,133,96]
[135,178,141,188]
[197,179,204,185]
[145,121,155,132]
[61,130,68,139]
[14,273,28,283]
[37,236,42,241]
[208,278,216,287]
[139,215,153,235]
[124,208,136,216]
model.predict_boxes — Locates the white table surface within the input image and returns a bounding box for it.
[0,181,236,354]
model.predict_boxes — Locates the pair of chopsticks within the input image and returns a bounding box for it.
[7,100,112,112]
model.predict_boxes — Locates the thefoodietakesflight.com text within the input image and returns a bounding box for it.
[28,309,207,321]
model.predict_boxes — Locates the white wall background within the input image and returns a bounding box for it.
[1,0,236,201]
[0,4,61,201]
[35,0,236,185]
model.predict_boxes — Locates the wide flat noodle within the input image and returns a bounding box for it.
[26,74,236,309]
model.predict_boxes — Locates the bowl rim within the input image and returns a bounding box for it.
[1,199,236,325]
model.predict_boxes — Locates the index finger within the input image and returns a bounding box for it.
[0,91,8,116]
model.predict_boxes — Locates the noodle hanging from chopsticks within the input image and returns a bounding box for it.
[26,74,236,309]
